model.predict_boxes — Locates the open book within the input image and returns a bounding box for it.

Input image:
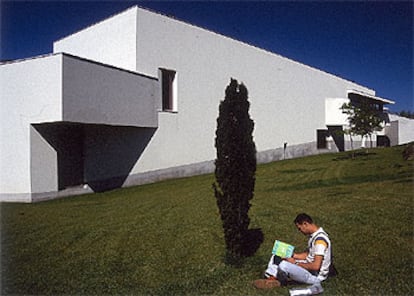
[272,240,295,258]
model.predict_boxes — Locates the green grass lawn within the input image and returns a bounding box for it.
[1,145,413,295]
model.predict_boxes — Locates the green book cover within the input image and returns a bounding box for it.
[272,240,295,258]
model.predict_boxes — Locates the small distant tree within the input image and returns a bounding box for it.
[213,79,257,262]
[398,110,414,119]
[341,100,383,149]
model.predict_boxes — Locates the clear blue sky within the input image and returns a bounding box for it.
[1,1,412,112]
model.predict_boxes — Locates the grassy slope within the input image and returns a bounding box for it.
[1,145,413,295]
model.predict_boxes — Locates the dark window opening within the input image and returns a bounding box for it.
[161,69,176,111]
[317,129,329,149]
[377,135,390,147]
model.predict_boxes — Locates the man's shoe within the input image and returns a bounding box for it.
[253,277,281,289]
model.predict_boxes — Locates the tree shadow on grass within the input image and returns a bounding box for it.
[225,228,264,266]
[242,228,264,257]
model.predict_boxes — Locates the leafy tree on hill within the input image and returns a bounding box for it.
[213,79,261,263]
[341,99,383,149]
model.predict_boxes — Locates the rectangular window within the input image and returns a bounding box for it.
[317,129,329,149]
[160,68,177,112]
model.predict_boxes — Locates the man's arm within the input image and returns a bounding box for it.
[292,252,308,260]
[285,253,323,272]
[295,255,323,271]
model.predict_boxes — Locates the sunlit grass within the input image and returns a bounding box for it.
[1,145,413,295]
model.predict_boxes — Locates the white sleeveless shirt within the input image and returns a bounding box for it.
[306,227,332,281]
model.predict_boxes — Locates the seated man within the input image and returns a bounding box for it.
[254,213,333,295]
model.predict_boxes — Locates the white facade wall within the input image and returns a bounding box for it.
[135,7,374,160]
[388,114,414,145]
[0,55,63,201]
[54,7,374,176]
[53,7,138,72]
[0,53,159,201]
[325,98,349,126]
[5,6,404,202]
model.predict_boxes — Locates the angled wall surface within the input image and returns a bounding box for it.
[61,54,159,128]
[0,53,159,202]
[0,55,63,201]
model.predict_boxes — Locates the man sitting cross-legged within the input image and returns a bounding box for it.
[253,213,334,295]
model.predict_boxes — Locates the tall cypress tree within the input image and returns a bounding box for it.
[213,79,257,261]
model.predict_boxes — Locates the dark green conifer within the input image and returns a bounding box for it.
[213,79,257,261]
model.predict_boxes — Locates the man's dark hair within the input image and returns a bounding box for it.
[294,213,313,224]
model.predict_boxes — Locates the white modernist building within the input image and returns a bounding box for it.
[1,6,413,202]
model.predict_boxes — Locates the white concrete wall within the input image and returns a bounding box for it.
[53,6,376,178]
[0,52,159,201]
[388,114,414,145]
[129,8,375,174]
[62,54,159,128]
[3,6,404,201]
[53,7,138,72]
[30,125,59,195]
[0,55,63,201]
[325,98,349,126]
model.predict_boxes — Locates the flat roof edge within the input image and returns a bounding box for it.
[0,52,58,66]
[61,53,158,80]
[347,89,395,105]
[0,52,158,81]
